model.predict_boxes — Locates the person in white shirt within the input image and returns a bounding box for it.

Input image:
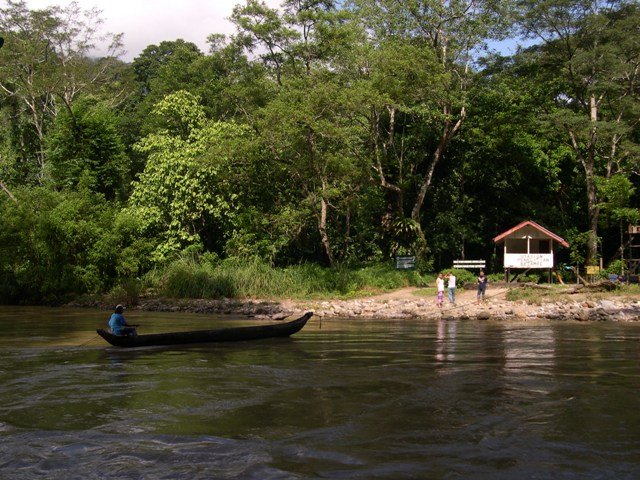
[445,272,456,305]
[436,273,445,308]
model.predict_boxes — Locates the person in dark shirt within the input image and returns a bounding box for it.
[476,270,487,304]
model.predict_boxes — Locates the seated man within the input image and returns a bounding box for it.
[108,304,137,336]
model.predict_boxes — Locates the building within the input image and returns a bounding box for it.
[493,220,569,282]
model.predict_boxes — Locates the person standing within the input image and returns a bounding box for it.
[436,273,445,308]
[108,304,138,336]
[446,272,456,305]
[476,270,487,304]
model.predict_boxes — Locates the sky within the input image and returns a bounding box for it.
[21,0,280,61]
[18,0,525,62]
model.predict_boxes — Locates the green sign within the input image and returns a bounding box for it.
[395,256,416,270]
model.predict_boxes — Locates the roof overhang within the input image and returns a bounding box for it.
[493,220,569,248]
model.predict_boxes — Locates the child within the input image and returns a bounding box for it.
[436,273,445,308]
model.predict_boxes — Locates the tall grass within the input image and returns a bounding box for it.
[153,257,427,299]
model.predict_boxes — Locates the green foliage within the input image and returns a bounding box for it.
[46,97,129,200]
[505,286,548,305]
[1,1,640,305]
[132,39,203,94]
[444,269,477,286]
[154,257,424,299]
[511,273,544,283]
[605,259,626,276]
[0,0,124,182]
[486,273,504,283]
[390,218,424,257]
[565,229,598,266]
[0,182,160,304]
[515,1,640,263]
[597,174,640,225]
[159,257,237,298]
[0,186,117,303]
[127,91,250,262]
[106,278,143,307]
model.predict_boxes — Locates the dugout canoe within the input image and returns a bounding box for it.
[96,311,313,348]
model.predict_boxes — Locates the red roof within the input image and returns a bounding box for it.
[493,220,569,248]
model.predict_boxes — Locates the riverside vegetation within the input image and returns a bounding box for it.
[1,1,639,308]
[66,259,640,323]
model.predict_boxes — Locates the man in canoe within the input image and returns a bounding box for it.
[108,304,138,336]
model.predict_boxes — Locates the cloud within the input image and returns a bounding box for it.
[20,0,280,61]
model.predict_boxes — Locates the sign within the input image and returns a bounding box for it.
[586,265,601,275]
[629,225,640,234]
[395,256,416,270]
[504,253,553,269]
[453,259,486,269]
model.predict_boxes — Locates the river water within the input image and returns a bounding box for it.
[1,306,640,479]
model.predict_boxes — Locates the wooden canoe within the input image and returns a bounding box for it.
[96,312,313,348]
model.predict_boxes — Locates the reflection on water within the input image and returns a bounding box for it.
[1,306,640,479]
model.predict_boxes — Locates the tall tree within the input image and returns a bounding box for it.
[131,39,202,98]
[0,0,123,183]
[516,0,640,263]
[351,0,514,256]
[127,91,247,261]
[231,0,370,267]
[46,96,128,201]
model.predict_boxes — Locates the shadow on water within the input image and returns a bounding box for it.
[99,336,312,364]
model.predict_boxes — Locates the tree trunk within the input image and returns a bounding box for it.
[585,168,600,264]
[568,103,600,265]
[0,180,18,203]
[318,195,335,268]
[410,106,465,245]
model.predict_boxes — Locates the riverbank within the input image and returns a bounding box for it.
[285,284,640,322]
[68,283,640,322]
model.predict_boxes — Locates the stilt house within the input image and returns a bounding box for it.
[493,220,569,282]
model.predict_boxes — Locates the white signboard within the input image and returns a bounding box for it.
[504,253,553,269]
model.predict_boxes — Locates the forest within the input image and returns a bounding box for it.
[0,0,639,304]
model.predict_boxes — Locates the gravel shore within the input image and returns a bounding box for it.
[71,284,640,322]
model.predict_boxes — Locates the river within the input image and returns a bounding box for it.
[1,306,639,479]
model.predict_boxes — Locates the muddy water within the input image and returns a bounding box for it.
[1,306,640,479]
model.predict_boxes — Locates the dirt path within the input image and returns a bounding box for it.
[364,285,509,306]
[284,284,518,320]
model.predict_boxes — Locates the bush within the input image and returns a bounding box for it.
[487,273,504,282]
[151,257,426,300]
[605,259,626,276]
[448,269,477,286]
[107,278,143,306]
[159,258,236,298]
[0,186,123,304]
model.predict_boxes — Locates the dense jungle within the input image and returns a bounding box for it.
[0,0,638,305]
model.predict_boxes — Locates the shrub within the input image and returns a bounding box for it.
[150,257,427,300]
[107,278,143,306]
[605,259,626,276]
[159,258,236,298]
